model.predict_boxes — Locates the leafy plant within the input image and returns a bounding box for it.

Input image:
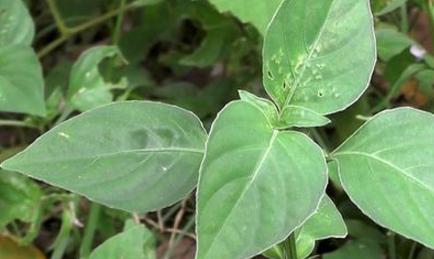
[1,0,434,258]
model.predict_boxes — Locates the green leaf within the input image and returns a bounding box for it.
[1,101,207,213]
[0,45,46,116]
[89,221,155,259]
[0,170,41,230]
[263,0,376,114]
[296,195,347,259]
[181,25,237,68]
[277,105,330,129]
[376,29,414,62]
[331,107,434,249]
[0,0,34,47]
[238,90,278,124]
[373,0,408,16]
[196,100,327,259]
[263,195,347,259]
[68,46,124,112]
[323,240,383,259]
[208,0,282,34]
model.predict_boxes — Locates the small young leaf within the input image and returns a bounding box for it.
[68,46,124,111]
[0,0,34,47]
[263,0,376,114]
[238,90,278,124]
[277,105,330,129]
[208,0,282,34]
[331,107,434,249]
[296,195,347,259]
[1,101,207,213]
[89,221,155,259]
[196,100,327,259]
[0,45,45,116]
[263,195,346,259]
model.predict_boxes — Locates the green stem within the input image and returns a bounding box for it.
[112,0,127,46]
[79,203,101,259]
[0,119,38,129]
[162,216,195,259]
[107,0,127,80]
[400,3,408,33]
[407,242,417,259]
[388,232,397,259]
[50,203,74,259]
[426,0,434,53]
[283,233,298,259]
[38,2,137,58]
[45,0,71,36]
[54,106,74,126]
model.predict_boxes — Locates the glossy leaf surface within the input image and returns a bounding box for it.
[0,45,45,116]
[196,100,327,259]
[2,101,207,213]
[263,0,376,114]
[332,108,434,249]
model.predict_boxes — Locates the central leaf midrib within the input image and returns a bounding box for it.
[201,130,279,257]
[283,1,335,108]
[3,147,203,167]
[333,151,434,193]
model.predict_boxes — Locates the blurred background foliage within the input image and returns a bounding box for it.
[1,0,434,258]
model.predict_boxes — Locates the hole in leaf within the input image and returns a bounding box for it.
[267,70,274,80]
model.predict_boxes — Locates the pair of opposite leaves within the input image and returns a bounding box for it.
[3,0,434,259]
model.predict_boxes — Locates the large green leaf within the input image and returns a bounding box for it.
[1,101,207,213]
[0,45,45,116]
[331,108,434,249]
[0,0,34,47]
[196,100,327,259]
[263,0,376,114]
[89,221,155,259]
[208,0,282,34]
[68,46,124,111]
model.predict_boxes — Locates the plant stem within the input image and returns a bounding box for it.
[39,2,137,58]
[50,203,74,259]
[400,3,408,33]
[407,242,417,259]
[283,233,298,259]
[162,216,195,259]
[0,119,38,129]
[54,106,74,126]
[79,203,101,259]
[388,232,397,259]
[426,0,434,53]
[106,0,127,80]
[45,0,71,36]
[112,0,127,46]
